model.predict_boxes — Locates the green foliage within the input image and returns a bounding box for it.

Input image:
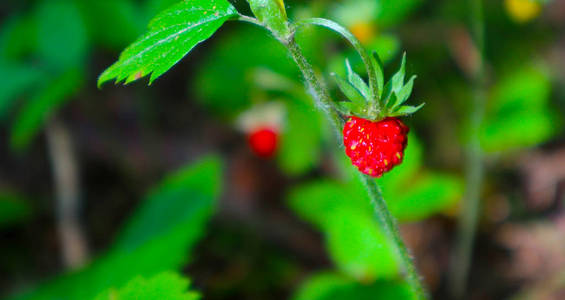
[10,69,84,151]
[480,65,558,152]
[0,62,44,120]
[333,53,423,120]
[76,0,144,50]
[112,156,222,251]
[292,272,414,300]
[248,0,290,38]
[288,181,399,280]
[0,15,37,61]
[7,156,222,300]
[93,272,199,300]
[98,0,238,86]
[0,191,31,228]
[278,96,326,175]
[36,0,89,71]
[194,26,298,116]
[331,0,422,28]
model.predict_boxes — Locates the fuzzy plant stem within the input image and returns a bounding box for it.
[284,36,428,300]
[362,175,428,299]
[46,117,89,269]
[450,0,486,296]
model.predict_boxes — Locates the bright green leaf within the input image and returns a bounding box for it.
[292,272,414,300]
[7,156,222,300]
[386,173,463,222]
[98,0,238,86]
[326,210,399,280]
[93,272,199,300]
[113,156,222,251]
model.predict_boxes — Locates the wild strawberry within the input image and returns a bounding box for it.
[343,116,409,177]
[332,52,421,177]
[248,127,279,158]
[236,102,285,159]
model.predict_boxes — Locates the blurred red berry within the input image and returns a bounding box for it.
[248,127,279,158]
[343,116,409,177]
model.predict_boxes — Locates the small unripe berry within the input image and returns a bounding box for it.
[343,116,409,177]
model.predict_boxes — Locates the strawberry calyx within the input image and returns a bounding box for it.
[331,52,424,122]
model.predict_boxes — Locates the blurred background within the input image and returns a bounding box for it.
[1,0,565,299]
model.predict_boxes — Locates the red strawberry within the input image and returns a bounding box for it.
[248,127,279,158]
[343,116,409,177]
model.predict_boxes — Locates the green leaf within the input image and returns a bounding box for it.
[346,60,370,100]
[76,0,144,50]
[113,156,222,251]
[377,0,423,27]
[11,69,83,151]
[391,103,424,116]
[326,210,399,280]
[332,73,366,108]
[288,181,399,280]
[98,0,238,86]
[292,272,414,300]
[36,0,89,70]
[480,65,557,152]
[6,156,222,300]
[387,173,463,222]
[278,98,325,175]
[0,15,37,61]
[194,26,298,116]
[368,35,400,64]
[0,62,44,120]
[288,181,370,230]
[0,191,32,228]
[93,272,199,300]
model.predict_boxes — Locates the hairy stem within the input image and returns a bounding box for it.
[46,117,88,269]
[284,36,428,300]
[361,175,428,299]
[450,0,486,296]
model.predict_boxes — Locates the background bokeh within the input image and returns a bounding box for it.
[1,0,565,299]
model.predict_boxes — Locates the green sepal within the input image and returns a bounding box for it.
[382,79,394,109]
[332,72,366,108]
[390,53,406,95]
[390,103,425,116]
[391,75,416,110]
[345,60,370,100]
[336,101,355,116]
[370,51,385,101]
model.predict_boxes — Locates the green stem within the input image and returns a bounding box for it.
[284,36,344,129]
[295,18,381,113]
[284,36,428,300]
[361,175,428,299]
[449,0,486,297]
